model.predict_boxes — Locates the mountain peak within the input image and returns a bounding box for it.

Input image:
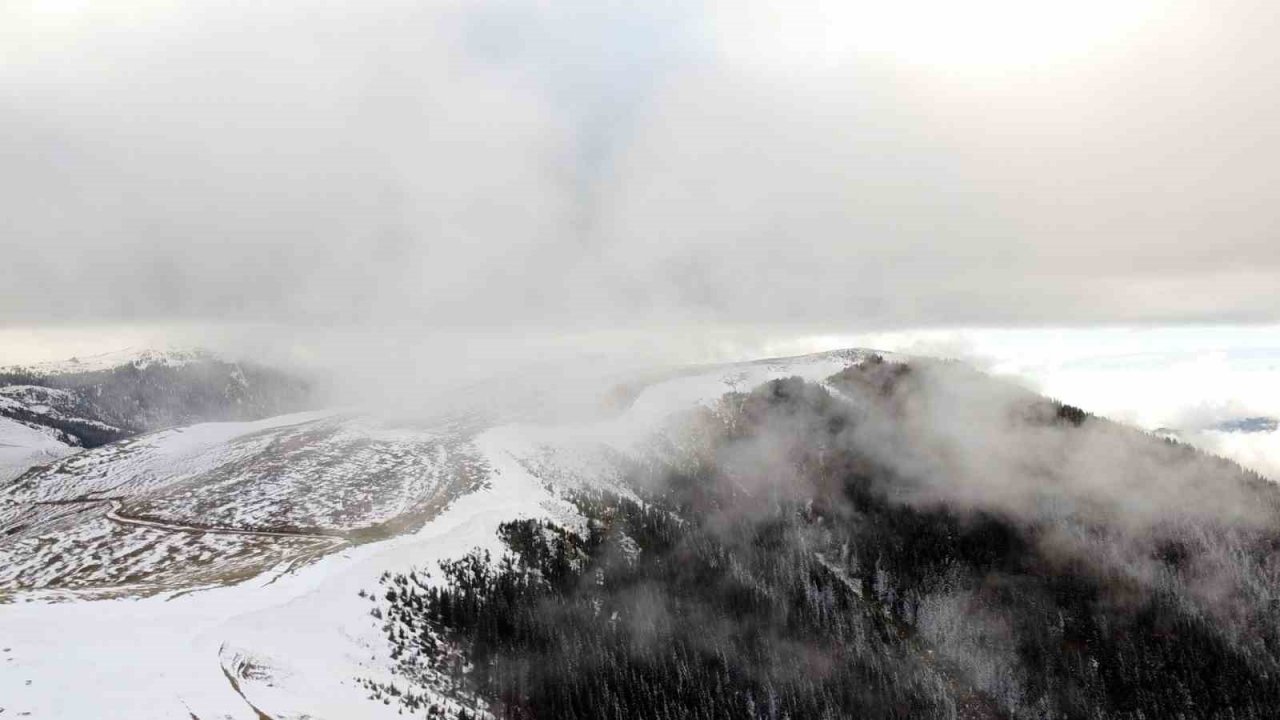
[1,346,219,378]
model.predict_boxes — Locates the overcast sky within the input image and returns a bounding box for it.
[3,0,1279,336]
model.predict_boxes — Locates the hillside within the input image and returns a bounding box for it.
[0,347,315,452]
[369,358,1280,719]
[2,350,1278,719]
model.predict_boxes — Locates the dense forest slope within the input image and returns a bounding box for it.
[367,357,1280,720]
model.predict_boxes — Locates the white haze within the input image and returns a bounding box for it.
[696,360,1280,699]
[4,1,1280,473]
[3,0,1280,335]
[807,325,1280,479]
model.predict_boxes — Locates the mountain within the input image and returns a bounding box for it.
[2,349,1278,719]
[0,411,488,598]
[0,347,315,481]
[1211,416,1279,434]
[1157,415,1280,438]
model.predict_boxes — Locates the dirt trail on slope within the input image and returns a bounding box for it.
[34,498,348,544]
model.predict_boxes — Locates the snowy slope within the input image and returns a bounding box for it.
[3,411,335,505]
[0,385,95,483]
[0,346,214,377]
[0,423,564,719]
[0,345,315,453]
[0,416,75,483]
[0,349,876,719]
[0,411,489,597]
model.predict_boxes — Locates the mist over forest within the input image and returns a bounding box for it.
[365,358,1280,719]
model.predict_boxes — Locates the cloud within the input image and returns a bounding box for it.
[3,0,1280,336]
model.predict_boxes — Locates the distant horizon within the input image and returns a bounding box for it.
[3,321,1278,479]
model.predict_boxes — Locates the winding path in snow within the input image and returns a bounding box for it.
[34,497,348,544]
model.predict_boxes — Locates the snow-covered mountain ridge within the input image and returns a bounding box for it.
[0,346,316,481]
[0,346,216,378]
[0,348,880,718]
[3,347,1276,719]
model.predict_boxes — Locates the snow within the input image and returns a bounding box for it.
[0,385,123,437]
[0,424,565,719]
[0,349,872,718]
[0,386,75,410]
[0,415,75,483]
[0,409,493,596]
[626,349,875,430]
[5,411,335,503]
[0,346,215,377]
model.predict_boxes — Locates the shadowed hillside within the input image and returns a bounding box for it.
[0,349,315,448]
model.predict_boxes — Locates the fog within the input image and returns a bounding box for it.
[6,0,1280,474]
[679,360,1280,709]
[4,0,1280,345]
